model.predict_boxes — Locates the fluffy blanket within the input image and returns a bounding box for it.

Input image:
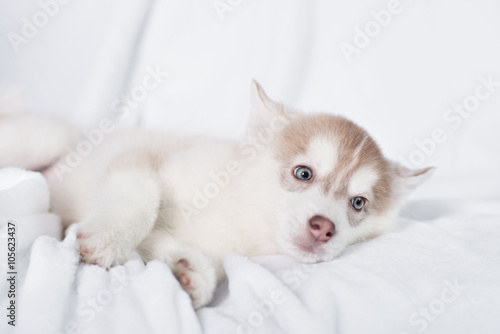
[1,167,499,334]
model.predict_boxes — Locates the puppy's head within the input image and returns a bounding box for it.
[246,80,433,263]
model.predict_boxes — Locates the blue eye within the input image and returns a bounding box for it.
[351,197,366,211]
[294,166,312,181]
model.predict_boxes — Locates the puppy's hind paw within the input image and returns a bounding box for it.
[172,257,217,309]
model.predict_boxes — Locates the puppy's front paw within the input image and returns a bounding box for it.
[77,223,132,268]
[172,257,217,309]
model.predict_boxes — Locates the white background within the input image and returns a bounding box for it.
[1,0,499,200]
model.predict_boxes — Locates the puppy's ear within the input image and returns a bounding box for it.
[391,162,435,199]
[246,80,290,135]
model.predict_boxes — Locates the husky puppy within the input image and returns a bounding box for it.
[0,81,432,308]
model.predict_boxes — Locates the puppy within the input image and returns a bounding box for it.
[0,81,433,308]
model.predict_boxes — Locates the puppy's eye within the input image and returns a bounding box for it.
[351,197,366,211]
[293,166,312,181]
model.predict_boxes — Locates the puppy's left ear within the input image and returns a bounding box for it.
[247,79,290,135]
[391,163,435,199]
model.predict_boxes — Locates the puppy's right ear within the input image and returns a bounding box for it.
[247,80,290,135]
[391,162,436,200]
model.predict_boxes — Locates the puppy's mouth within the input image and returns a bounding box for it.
[295,241,327,254]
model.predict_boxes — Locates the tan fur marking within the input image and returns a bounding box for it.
[274,113,393,226]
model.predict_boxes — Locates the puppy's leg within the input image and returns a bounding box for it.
[145,235,218,308]
[0,113,78,170]
[77,165,162,268]
[171,250,218,308]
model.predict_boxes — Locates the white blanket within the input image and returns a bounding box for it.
[2,1,500,332]
[1,168,500,334]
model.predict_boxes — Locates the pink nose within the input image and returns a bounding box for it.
[309,215,335,242]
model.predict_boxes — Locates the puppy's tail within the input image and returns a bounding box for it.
[0,112,78,170]
[0,86,24,116]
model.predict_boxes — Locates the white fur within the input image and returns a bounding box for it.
[305,137,338,176]
[348,165,379,199]
[0,114,78,170]
[0,80,433,308]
